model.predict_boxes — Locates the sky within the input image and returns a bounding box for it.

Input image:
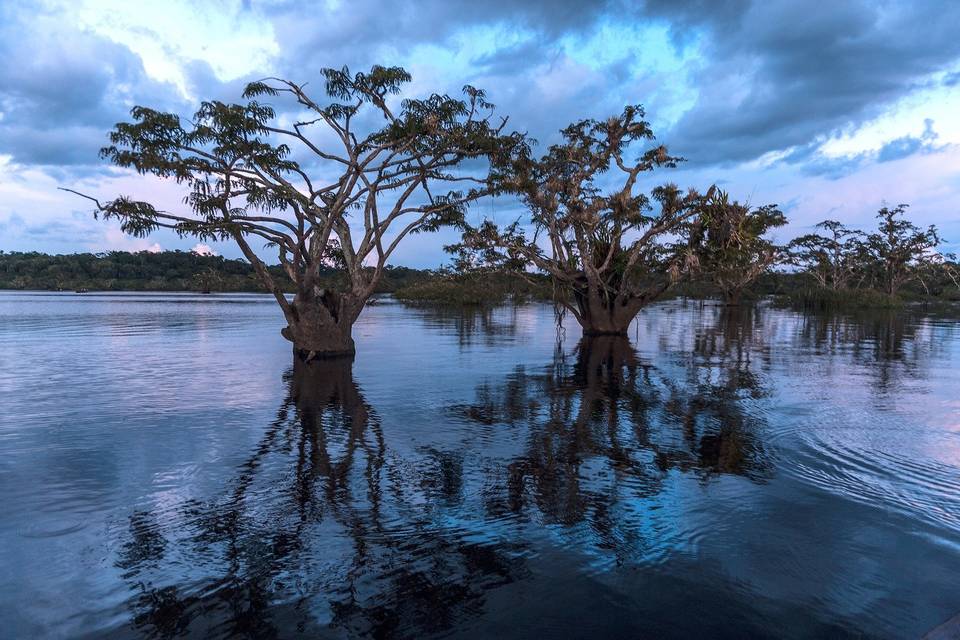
[1,0,959,267]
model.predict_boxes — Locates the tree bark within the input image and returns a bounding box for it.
[573,292,644,336]
[281,289,357,360]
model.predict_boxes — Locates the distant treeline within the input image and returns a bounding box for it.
[2,249,957,308]
[0,250,431,293]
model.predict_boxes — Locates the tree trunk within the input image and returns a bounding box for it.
[573,292,643,336]
[885,277,898,298]
[722,288,743,306]
[281,290,357,360]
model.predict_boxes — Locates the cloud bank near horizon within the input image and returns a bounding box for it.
[1,0,959,265]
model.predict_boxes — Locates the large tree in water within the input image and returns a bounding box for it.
[864,204,941,297]
[690,189,786,306]
[454,106,702,336]
[67,66,517,359]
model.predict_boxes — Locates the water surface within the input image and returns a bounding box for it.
[1,291,959,638]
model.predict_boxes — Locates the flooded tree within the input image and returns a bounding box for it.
[863,204,941,297]
[115,361,527,638]
[191,266,223,294]
[690,189,786,305]
[66,66,518,358]
[916,253,960,297]
[788,205,949,301]
[453,106,702,335]
[788,220,867,291]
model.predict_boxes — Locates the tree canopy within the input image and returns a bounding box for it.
[864,205,941,296]
[67,65,521,356]
[788,205,952,303]
[452,106,702,334]
[690,190,787,305]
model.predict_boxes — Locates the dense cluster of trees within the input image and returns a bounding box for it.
[58,63,955,358]
[447,112,790,335]
[689,190,787,306]
[0,250,430,293]
[789,205,956,300]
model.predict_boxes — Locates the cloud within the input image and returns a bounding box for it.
[0,2,190,171]
[645,1,960,166]
[470,38,559,76]
[266,0,614,73]
[2,0,960,264]
[101,227,162,253]
[191,243,218,256]
[876,118,943,162]
[777,118,951,179]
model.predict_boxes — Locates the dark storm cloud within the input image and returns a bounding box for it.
[2,0,959,182]
[262,0,960,171]
[261,0,640,149]
[265,0,618,69]
[642,0,960,166]
[0,126,114,167]
[471,39,560,77]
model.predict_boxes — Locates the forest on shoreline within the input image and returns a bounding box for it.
[0,250,430,294]
[3,249,958,310]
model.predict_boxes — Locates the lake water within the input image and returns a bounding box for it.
[1,291,959,639]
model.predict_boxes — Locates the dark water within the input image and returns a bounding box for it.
[2,292,959,639]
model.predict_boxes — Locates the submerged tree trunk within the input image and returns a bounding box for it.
[281,289,358,360]
[573,289,645,336]
[722,287,743,306]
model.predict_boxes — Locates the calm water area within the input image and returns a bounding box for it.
[1,291,959,638]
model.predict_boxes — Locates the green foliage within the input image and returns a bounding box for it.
[788,220,866,290]
[785,204,953,306]
[864,204,941,296]
[65,64,521,342]
[691,189,787,302]
[443,220,528,275]
[394,270,551,306]
[774,286,904,312]
[457,105,701,328]
[0,251,430,294]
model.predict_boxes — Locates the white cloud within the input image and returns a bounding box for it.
[99,226,163,253]
[820,81,960,158]
[191,243,217,256]
[61,0,279,98]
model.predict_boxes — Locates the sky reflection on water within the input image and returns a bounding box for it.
[1,292,959,638]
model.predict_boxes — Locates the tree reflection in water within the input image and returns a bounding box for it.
[454,307,774,564]
[113,308,783,638]
[411,303,521,347]
[797,307,952,391]
[115,359,526,639]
